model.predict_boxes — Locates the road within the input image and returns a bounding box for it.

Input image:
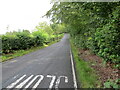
[2,34,77,89]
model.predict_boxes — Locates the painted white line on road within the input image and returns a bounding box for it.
[13,75,19,79]
[63,76,68,83]
[55,77,60,89]
[32,75,44,88]
[16,75,33,88]
[25,75,39,88]
[47,75,56,90]
[7,75,26,88]
[70,49,78,89]
[55,76,68,89]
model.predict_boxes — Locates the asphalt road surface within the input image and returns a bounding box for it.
[2,34,77,89]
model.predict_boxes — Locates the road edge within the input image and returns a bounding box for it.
[70,49,78,89]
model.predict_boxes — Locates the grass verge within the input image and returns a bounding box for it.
[1,40,60,62]
[70,38,100,88]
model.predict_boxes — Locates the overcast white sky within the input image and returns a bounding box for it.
[0,0,53,34]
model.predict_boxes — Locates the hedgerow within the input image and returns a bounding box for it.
[2,22,65,54]
[46,2,120,68]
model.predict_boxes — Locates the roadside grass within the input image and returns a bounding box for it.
[70,38,100,88]
[1,40,60,62]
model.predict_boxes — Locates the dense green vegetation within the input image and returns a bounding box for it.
[46,2,120,68]
[1,22,65,55]
[46,1,120,88]
[1,40,60,62]
[70,39,100,88]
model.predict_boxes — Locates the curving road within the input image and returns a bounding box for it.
[2,34,77,89]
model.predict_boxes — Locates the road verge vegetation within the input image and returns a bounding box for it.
[1,37,63,62]
[70,38,100,88]
[46,2,120,88]
[1,22,65,62]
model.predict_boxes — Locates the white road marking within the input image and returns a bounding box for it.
[55,77,60,89]
[7,75,26,88]
[55,76,68,89]
[63,76,68,83]
[47,75,56,90]
[15,75,33,88]
[25,75,39,88]
[13,75,19,79]
[32,75,44,88]
[70,49,78,89]
[7,74,69,89]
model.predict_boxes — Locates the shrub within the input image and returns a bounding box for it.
[2,30,47,54]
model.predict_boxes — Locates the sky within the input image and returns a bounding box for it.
[0,0,53,34]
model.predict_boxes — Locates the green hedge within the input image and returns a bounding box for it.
[2,32,46,54]
[53,2,120,68]
[93,24,120,64]
[2,31,64,54]
[71,5,120,68]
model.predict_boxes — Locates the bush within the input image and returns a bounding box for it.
[93,23,120,64]
[2,24,64,54]
[2,30,47,54]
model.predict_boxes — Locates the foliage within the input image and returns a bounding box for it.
[2,31,38,53]
[46,1,120,88]
[2,22,65,54]
[50,23,66,34]
[104,79,120,88]
[46,2,120,68]
[1,39,61,62]
[70,38,100,88]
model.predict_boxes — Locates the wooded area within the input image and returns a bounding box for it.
[1,1,120,88]
[46,1,120,88]
[46,2,120,68]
